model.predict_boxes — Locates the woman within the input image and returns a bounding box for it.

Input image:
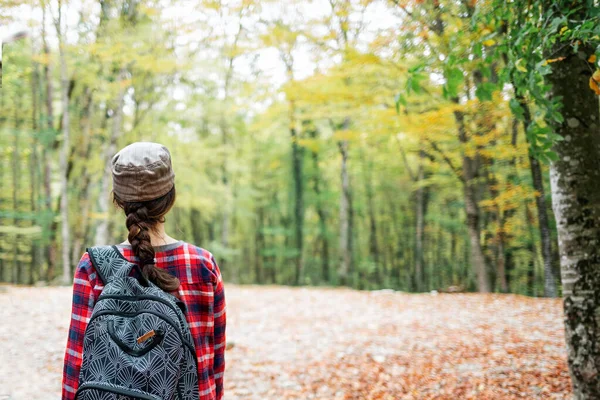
[61,142,226,400]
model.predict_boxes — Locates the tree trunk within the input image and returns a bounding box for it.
[414,151,426,291]
[484,159,508,293]
[71,89,93,265]
[40,1,57,282]
[338,138,353,286]
[55,3,72,285]
[364,154,381,286]
[515,93,558,298]
[30,62,40,285]
[454,108,491,293]
[547,41,600,398]
[290,115,304,285]
[308,127,329,283]
[190,208,203,246]
[94,69,126,245]
[12,93,23,283]
[255,207,265,284]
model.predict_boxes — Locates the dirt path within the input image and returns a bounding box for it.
[0,285,570,399]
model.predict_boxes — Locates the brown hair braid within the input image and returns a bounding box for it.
[113,186,180,292]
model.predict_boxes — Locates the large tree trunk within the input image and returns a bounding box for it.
[547,42,600,398]
[454,108,491,293]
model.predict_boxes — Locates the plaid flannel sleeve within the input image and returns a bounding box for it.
[211,255,226,400]
[62,253,97,400]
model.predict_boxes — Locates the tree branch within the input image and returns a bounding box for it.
[425,139,465,184]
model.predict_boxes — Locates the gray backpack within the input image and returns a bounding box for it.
[75,245,199,400]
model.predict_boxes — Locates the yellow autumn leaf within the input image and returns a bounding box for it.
[515,59,527,73]
[589,55,597,63]
[589,74,600,95]
[560,26,568,35]
[545,57,565,64]
[31,53,51,65]
[482,39,496,47]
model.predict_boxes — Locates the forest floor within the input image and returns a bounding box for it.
[0,285,570,400]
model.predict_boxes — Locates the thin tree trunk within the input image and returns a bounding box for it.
[290,112,304,285]
[414,151,426,291]
[308,127,329,283]
[190,208,203,246]
[525,202,537,296]
[338,137,353,286]
[364,153,381,285]
[255,207,265,284]
[71,89,93,265]
[218,20,243,272]
[454,107,491,293]
[515,93,558,298]
[30,60,40,285]
[56,3,71,284]
[12,92,23,283]
[484,160,508,293]
[41,0,56,282]
[94,69,126,245]
[547,40,600,398]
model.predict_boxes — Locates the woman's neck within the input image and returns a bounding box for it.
[123,222,179,246]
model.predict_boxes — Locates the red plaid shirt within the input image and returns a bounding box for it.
[61,242,226,400]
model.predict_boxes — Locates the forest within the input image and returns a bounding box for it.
[2,0,600,398]
[0,0,577,295]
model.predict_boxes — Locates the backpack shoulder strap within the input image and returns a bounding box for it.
[87,245,138,285]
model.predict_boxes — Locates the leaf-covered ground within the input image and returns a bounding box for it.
[0,285,570,399]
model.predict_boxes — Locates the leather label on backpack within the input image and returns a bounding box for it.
[137,330,156,344]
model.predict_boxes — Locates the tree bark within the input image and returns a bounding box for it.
[547,42,600,398]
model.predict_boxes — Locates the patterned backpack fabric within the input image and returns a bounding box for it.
[75,245,199,400]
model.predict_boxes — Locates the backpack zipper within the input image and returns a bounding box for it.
[97,294,187,326]
[88,309,197,361]
[75,382,161,400]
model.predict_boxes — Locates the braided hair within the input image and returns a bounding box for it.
[113,186,180,292]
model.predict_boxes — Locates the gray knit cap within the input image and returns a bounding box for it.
[111,142,175,202]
